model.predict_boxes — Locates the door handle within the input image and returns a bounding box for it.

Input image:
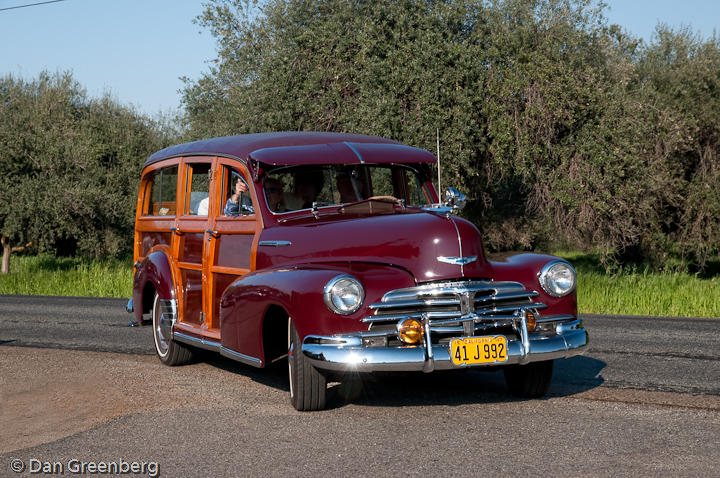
[170,227,183,236]
[206,230,218,240]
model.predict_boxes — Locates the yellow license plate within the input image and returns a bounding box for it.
[450,336,508,366]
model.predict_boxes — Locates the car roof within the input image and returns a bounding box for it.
[144,132,437,167]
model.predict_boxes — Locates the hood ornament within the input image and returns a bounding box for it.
[437,255,477,266]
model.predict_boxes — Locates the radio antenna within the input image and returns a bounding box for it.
[436,128,442,200]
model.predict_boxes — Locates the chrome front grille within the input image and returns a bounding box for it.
[362,280,547,344]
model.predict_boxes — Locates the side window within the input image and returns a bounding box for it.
[400,169,431,205]
[222,167,254,217]
[185,163,212,216]
[143,165,178,216]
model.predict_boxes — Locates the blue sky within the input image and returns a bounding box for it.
[1,0,718,116]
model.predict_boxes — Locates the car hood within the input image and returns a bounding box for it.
[255,210,491,281]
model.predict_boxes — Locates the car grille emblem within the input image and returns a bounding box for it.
[436,255,478,266]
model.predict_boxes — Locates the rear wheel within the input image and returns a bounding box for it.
[152,292,193,366]
[504,360,554,398]
[288,322,327,411]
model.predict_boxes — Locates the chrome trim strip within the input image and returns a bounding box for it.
[173,332,263,367]
[343,141,365,163]
[379,280,528,301]
[220,347,263,366]
[363,311,546,325]
[370,298,461,309]
[430,325,464,334]
[258,240,292,247]
[477,290,539,302]
[447,215,465,275]
[173,332,216,351]
[363,312,449,322]
[537,314,575,323]
[475,303,547,315]
[518,311,530,362]
[422,315,434,373]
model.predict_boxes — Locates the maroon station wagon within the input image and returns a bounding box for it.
[126,132,588,411]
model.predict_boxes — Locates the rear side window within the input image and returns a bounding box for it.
[184,163,212,216]
[143,166,178,216]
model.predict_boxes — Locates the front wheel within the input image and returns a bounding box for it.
[151,292,193,366]
[503,360,554,398]
[288,322,327,411]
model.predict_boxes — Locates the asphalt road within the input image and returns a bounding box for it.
[1,295,719,477]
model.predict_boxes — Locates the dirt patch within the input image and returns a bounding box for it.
[0,347,266,453]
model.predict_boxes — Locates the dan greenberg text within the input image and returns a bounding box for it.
[9,458,159,477]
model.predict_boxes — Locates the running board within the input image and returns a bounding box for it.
[174,332,263,368]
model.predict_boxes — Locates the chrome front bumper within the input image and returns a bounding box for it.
[302,318,588,373]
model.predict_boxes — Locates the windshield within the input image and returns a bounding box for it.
[263,164,432,213]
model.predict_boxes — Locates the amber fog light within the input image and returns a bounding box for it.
[525,310,536,332]
[397,318,424,344]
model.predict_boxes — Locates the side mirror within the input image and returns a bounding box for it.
[444,187,466,210]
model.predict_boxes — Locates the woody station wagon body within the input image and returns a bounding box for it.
[127,132,588,411]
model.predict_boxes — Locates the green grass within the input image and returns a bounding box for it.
[1,253,718,317]
[0,254,132,298]
[555,251,720,318]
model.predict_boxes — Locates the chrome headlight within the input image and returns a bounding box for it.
[323,275,364,315]
[538,261,576,297]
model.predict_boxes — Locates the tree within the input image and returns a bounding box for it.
[633,27,720,268]
[182,1,630,245]
[182,0,720,270]
[0,72,172,273]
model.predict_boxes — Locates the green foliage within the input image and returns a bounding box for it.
[0,71,175,264]
[633,27,720,268]
[0,254,131,297]
[555,251,720,317]
[182,0,720,272]
[3,252,718,317]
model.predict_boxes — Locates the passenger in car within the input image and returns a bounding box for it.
[285,170,324,210]
[336,170,360,203]
[196,194,210,215]
[194,168,213,215]
[264,178,286,212]
[224,176,254,216]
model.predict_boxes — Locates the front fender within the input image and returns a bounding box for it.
[488,253,577,317]
[132,248,177,323]
[219,263,415,359]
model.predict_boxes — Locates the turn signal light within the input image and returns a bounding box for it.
[526,310,536,332]
[397,318,423,344]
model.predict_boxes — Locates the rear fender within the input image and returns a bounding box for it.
[132,247,177,323]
